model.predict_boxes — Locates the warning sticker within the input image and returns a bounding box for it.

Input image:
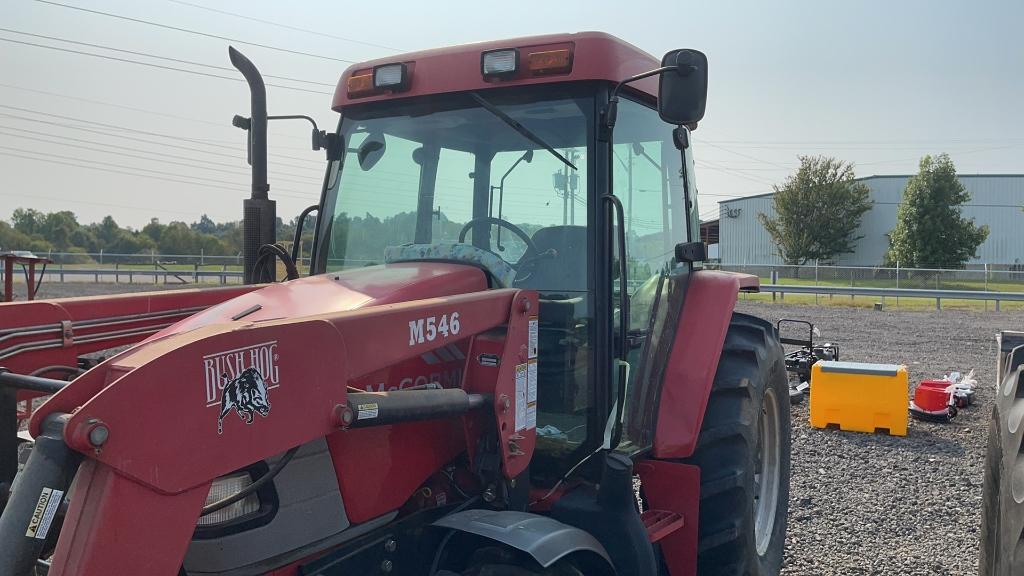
[357,403,379,420]
[528,317,538,359]
[515,363,528,432]
[526,359,538,429]
[26,487,63,540]
[527,360,537,404]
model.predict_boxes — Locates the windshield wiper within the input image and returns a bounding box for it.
[469,92,577,171]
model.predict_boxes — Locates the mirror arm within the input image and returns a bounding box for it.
[494,151,531,251]
[606,65,680,130]
[233,113,334,154]
[266,114,332,152]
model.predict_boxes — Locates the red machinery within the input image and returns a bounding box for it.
[0,33,791,576]
[1,251,51,302]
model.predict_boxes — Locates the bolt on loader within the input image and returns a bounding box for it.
[0,32,791,576]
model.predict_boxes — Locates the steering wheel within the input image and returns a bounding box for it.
[458,217,541,269]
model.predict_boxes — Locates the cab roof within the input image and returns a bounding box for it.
[332,31,660,109]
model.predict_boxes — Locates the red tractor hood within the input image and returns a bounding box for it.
[30,261,502,492]
[151,262,489,339]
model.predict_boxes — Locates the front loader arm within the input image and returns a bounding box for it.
[2,287,537,576]
[0,286,261,509]
[0,285,260,376]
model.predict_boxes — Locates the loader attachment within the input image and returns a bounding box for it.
[0,275,537,575]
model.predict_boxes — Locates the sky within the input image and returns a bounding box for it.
[1,0,1022,229]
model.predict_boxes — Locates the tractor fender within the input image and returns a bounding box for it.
[653,270,756,459]
[432,509,613,569]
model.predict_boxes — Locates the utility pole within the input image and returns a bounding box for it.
[568,149,578,225]
[553,149,580,225]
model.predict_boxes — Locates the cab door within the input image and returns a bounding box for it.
[610,96,698,452]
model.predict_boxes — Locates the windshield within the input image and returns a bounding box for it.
[319,88,592,280]
[318,87,598,479]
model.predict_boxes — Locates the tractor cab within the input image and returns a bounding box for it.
[305,34,705,479]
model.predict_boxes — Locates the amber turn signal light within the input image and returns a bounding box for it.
[526,49,573,74]
[347,72,375,98]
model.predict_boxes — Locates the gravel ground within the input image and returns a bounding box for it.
[735,301,1024,576]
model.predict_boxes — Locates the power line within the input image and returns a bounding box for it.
[0,103,233,147]
[35,0,356,63]
[163,0,402,52]
[0,111,263,161]
[0,150,257,206]
[696,159,777,186]
[699,192,748,198]
[0,37,332,95]
[0,145,318,200]
[0,105,323,166]
[706,137,1024,145]
[0,125,246,170]
[0,112,327,174]
[0,188,233,220]
[0,143,251,190]
[0,28,334,86]
[855,145,1021,166]
[0,83,335,148]
[0,82,226,128]
[0,127,322,186]
[699,140,794,170]
[0,103,317,158]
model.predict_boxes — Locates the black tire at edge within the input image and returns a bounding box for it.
[980,354,1024,576]
[680,312,791,576]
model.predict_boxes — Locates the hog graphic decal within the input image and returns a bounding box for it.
[217,367,271,434]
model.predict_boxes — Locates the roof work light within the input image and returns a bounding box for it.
[481,49,519,77]
[373,63,408,90]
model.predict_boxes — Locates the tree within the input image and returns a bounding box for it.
[886,154,988,269]
[0,221,32,252]
[192,214,217,234]
[94,216,121,245]
[11,208,44,236]
[142,218,164,243]
[41,211,80,251]
[757,156,873,265]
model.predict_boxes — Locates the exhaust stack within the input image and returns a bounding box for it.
[229,46,276,284]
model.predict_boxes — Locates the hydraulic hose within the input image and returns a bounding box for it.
[199,445,300,517]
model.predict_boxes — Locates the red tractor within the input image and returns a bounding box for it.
[0,32,790,576]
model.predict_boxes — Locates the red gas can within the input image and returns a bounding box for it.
[914,380,952,412]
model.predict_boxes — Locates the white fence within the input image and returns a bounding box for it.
[710,262,1024,293]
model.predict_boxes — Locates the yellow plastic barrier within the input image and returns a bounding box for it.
[809,361,908,436]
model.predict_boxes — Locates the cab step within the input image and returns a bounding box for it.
[641,509,685,543]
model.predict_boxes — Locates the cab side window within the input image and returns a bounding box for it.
[612,98,687,331]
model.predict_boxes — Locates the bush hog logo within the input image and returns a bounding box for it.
[204,341,279,434]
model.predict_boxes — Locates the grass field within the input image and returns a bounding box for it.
[740,290,1024,311]
[765,274,1024,293]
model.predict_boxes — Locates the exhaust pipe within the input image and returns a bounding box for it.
[229,46,276,284]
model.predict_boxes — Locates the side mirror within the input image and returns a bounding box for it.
[357,136,386,171]
[658,49,708,126]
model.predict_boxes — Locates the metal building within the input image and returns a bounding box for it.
[715,174,1024,267]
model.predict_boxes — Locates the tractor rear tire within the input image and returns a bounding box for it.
[681,313,791,576]
[980,352,1024,575]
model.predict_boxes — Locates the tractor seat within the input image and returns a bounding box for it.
[520,226,587,294]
